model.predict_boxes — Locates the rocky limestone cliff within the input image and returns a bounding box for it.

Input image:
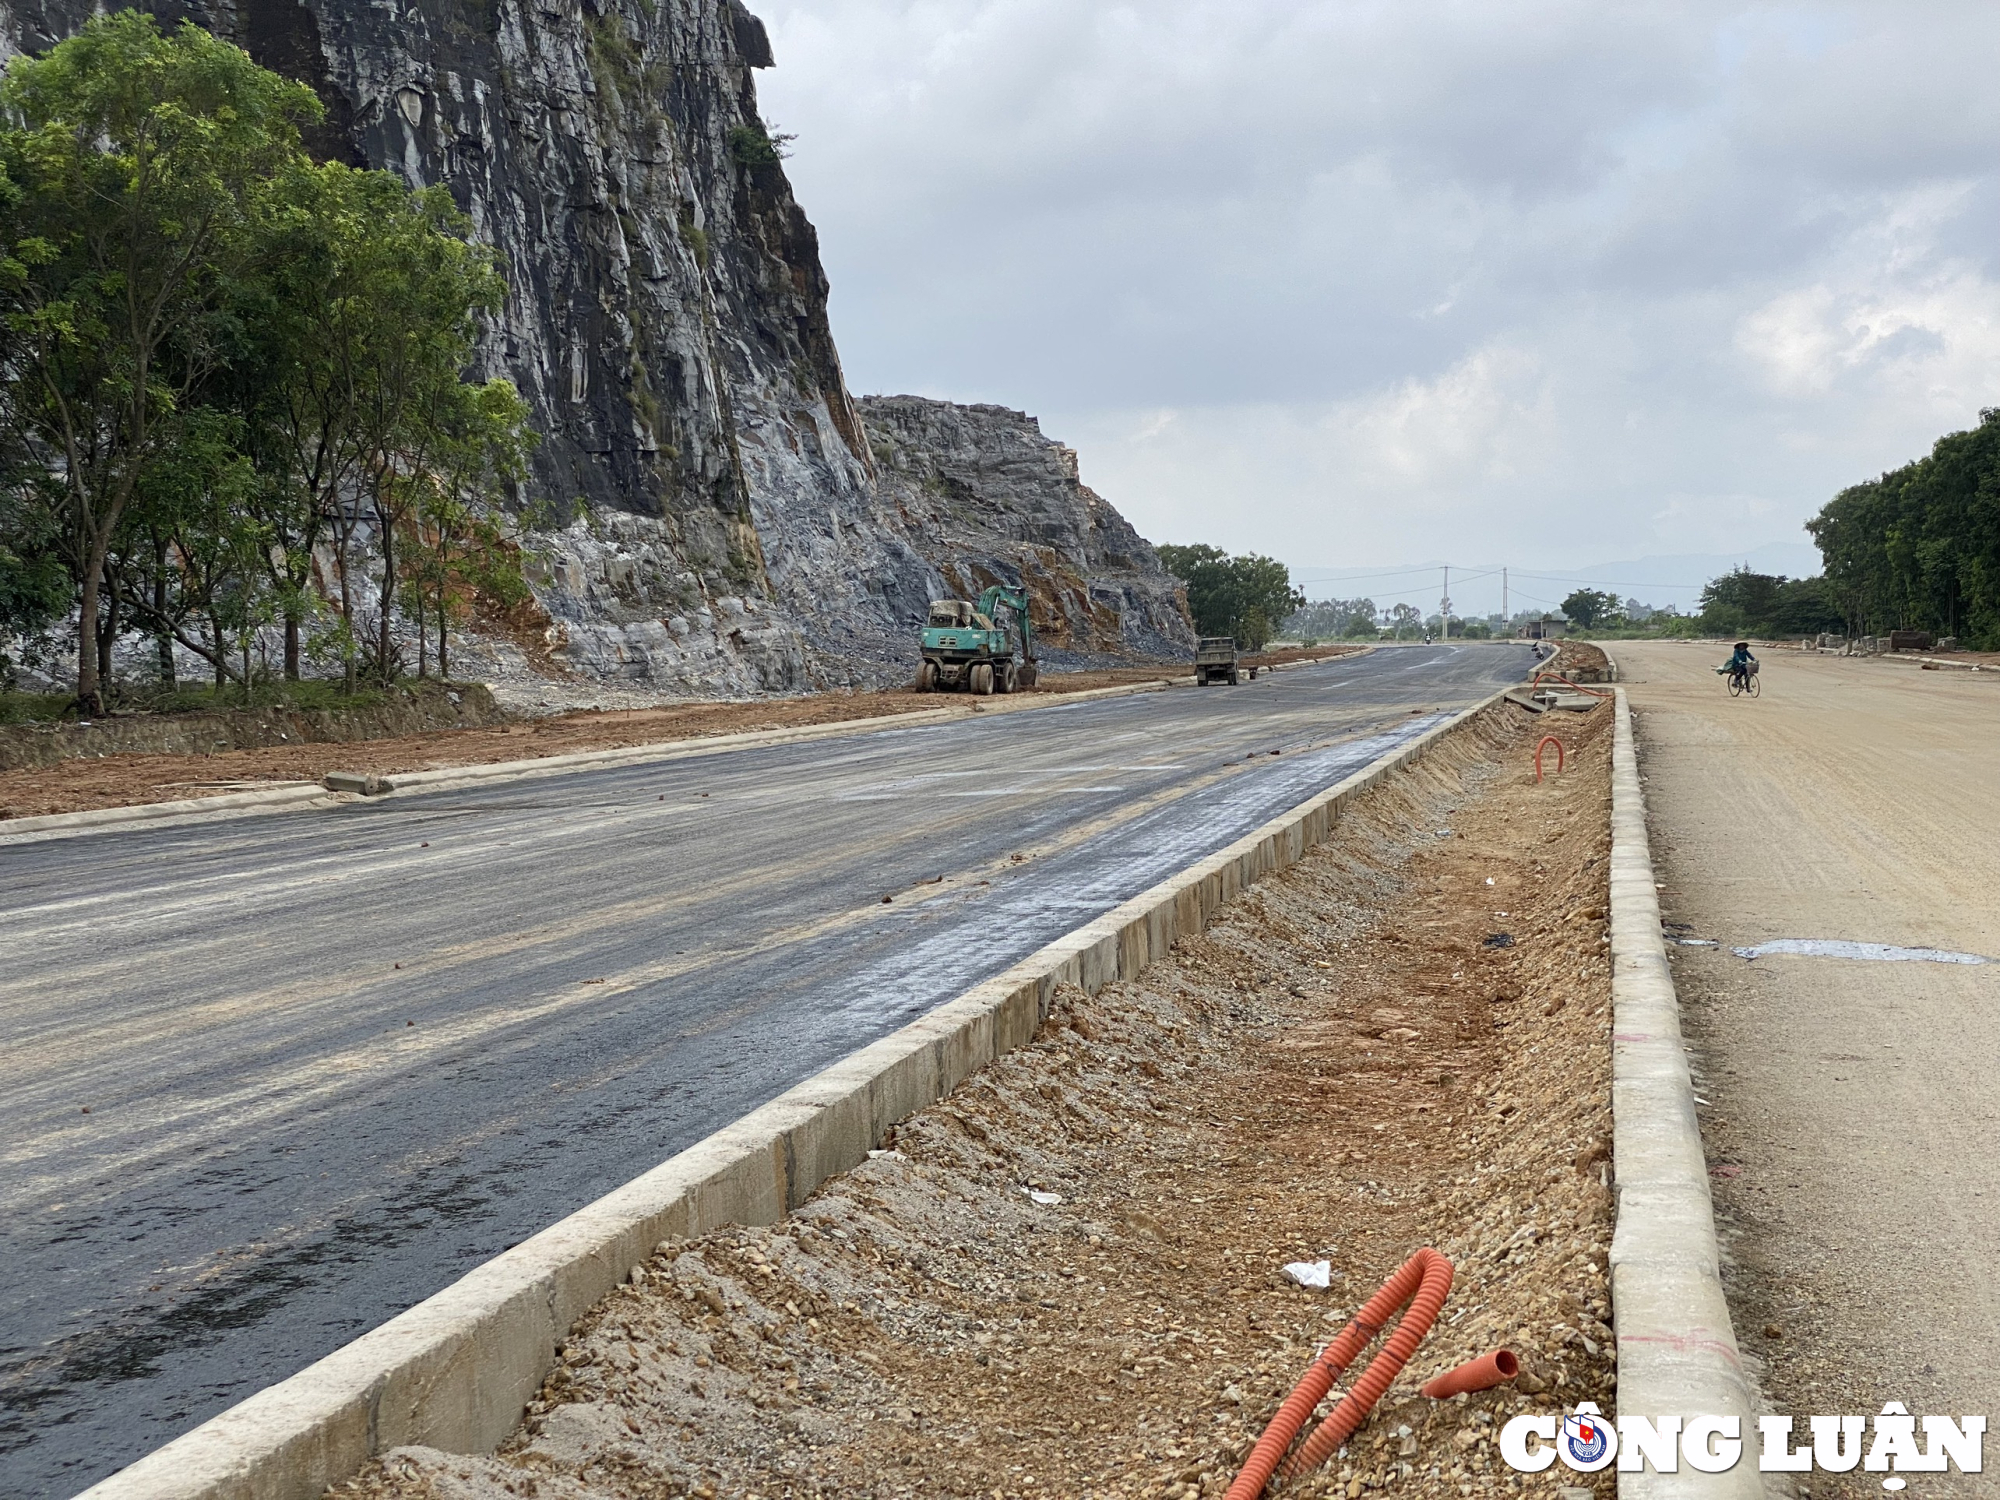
[0,0,1191,693]
[860,397,1190,661]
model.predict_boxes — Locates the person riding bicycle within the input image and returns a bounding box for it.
[1720,641,1757,685]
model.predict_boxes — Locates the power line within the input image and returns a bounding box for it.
[1509,570,1709,590]
[1292,564,1455,586]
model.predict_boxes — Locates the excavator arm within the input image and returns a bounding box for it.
[976,585,1036,670]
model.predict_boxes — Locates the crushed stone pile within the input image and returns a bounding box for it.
[337,700,1615,1500]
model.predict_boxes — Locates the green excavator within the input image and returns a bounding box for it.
[915,584,1040,694]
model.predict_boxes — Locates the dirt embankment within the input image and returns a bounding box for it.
[1539,641,1610,683]
[0,682,509,775]
[0,649,1365,822]
[336,697,1615,1500]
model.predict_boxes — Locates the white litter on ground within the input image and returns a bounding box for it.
[1283,1259,1333,1289]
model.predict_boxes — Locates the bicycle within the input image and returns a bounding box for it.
[1726,663,1760,697]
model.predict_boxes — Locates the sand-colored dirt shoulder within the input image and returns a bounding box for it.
[335,697,1614,1500]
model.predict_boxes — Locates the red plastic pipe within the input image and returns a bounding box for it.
[1420,1348,1518,1399]
[1534,735,1565,782]
[1224,1248,1454,1500]
[1530,670,1612,698]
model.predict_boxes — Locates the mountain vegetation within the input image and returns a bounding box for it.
[0,12,533,710]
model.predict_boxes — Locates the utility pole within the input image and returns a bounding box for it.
[1502,568,1508,634]
[1440,566,1452,640]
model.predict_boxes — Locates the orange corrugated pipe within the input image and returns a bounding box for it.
[1224,1248,1454,1500]
[1420,1348,1518,1399]
[1535,735,1566,781]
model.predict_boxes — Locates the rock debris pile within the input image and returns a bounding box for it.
[338,702,1616,1500]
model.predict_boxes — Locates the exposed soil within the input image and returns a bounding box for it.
[0,649,1363,822]
[1538,642,1610,682]
[0,682,509,775]
[334,696,1616,1500]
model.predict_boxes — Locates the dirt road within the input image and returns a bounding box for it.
[1618,642,2000,1485]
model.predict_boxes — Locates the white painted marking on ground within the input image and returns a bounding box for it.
[1732,939,1994,965]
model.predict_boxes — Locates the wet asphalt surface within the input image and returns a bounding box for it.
[0,643,1531,1496]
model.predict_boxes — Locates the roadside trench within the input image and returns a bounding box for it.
[337,701,1615,1500]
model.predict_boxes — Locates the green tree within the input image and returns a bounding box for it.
[0,479,69,685]
[1693,567,1843,639]
[1157,544,1305,650]
[1806,410,2000,644]
[236,160,521,686]
[113,403,265,689]
[0,11,320,711]
[397,377,535,680]
[1560,588,1618,629]
[1286,595,1378,639]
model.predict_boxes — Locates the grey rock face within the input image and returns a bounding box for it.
[0,0,1190,691]
[860,397,1193,663]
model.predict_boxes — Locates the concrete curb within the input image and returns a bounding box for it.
[0,782,335,843]
[0,682,1168,846]
[378,679,1184,799]
[4,653,1385,846]
[77,678,1506,1500]
[1608,686,1759,1497]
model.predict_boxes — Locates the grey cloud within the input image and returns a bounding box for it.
[754,0,2000,566]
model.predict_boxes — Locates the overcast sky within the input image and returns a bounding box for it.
[753,1,2000,592]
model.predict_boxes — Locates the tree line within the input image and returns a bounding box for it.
[1806,408,2000,646]
[1155,544,1304,650]
[0,13,534,713]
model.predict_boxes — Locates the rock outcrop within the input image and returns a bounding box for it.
[0,0,1190,692]
[860,398,1191,662]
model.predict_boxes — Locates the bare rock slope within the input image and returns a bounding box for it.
[0,0,1191,693]
[860,397,1193,663]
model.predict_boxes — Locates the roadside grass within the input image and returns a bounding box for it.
[1,678,473,724]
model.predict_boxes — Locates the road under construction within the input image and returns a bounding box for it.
[1,644,1533,1498]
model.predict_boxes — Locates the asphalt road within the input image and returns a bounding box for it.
[1620,642,2000,1482]
[0,643,1529,1496]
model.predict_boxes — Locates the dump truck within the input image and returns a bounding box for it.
[916,585,1040,695]
[1195,636,1241,685]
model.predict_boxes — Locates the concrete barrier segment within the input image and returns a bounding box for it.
[1608,687,1760,1499]
[77,680,1509,1500]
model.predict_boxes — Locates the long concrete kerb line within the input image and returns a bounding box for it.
[1607,685,1759,1499]
[76,675,1505,1500]
[1,650,1386,847]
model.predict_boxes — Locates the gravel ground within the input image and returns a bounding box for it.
[333,698,1615,1500]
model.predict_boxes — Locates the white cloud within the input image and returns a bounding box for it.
[753,0,2000,573]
